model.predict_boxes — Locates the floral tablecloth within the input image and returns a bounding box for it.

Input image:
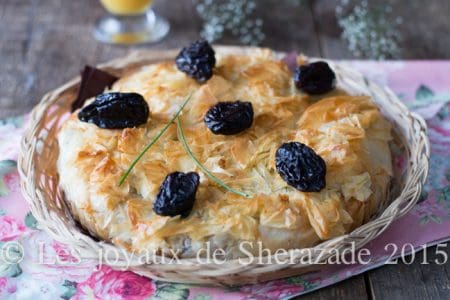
[1,61,450,300]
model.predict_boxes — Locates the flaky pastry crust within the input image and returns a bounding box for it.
[57,50,392,258]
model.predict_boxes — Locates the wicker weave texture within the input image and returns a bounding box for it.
[18,47,430,286]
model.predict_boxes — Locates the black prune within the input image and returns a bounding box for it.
[275,142,326,192]
[78,92,149,129]
[294,61,336,94]
[153,172,200,217]
[175,39,216,83]
[204,101,254,135]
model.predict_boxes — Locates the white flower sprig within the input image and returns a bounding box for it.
[336,0,403,59]
[194,0,265,45]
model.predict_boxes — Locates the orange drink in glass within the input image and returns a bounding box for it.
[94,0,169,44]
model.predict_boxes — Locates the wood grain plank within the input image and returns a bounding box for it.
[0,0,203,118]
[308,0,353,59]
[367,245,450,300]
[0,0,324,118]
[0,0,37,118]
[251,0,321,55]
[293,276,368,300]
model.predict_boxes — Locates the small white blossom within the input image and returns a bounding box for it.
[336,0,402,59]
[194,0,264,45]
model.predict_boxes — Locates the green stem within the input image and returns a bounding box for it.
[176,117,252,198]
[118,94,193,186]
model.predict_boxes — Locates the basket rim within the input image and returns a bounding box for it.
[17,46,430,275]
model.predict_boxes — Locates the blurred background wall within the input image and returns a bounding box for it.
[1,0,449,117]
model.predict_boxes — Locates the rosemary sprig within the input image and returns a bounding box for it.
[176,117,252,198]
[118,94,193,186]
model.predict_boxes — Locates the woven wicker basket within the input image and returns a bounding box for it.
[18,46,430,286]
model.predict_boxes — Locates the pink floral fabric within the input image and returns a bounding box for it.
[0,216,25,242]
[74,266,156,300]
[0,61,450,299]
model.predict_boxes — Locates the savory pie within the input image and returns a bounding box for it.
[57,45,393,258]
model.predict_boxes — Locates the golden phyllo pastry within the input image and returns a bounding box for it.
[57,48,392,258]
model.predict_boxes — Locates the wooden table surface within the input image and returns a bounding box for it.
[1,0,450,299]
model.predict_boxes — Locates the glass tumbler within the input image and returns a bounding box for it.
[94,0,169,44]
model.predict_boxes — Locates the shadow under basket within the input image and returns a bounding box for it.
[18,46,430,286]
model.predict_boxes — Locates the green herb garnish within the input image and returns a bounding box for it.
[118,94,193,186]
[176,117,252,198]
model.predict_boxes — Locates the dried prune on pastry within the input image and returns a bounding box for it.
[204,101,254,135]
[294,61,336,94]
[78,92,149,129]
[275,142,326,192]
[153,172,200,217]
[175,39,216,83]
